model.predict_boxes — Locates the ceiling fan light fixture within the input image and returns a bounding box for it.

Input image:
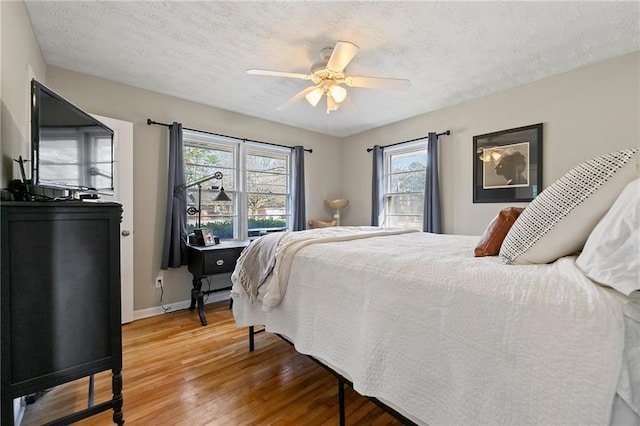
[249,41,410,112]
[305,87,324,107]
[326,93,339,114]
[329,84,347,103]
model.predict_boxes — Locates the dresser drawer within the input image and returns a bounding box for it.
[200,247,244,275]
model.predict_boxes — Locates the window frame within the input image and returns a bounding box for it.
[382,140,428,229]
[243,142,292,237]
[182,130,293,241]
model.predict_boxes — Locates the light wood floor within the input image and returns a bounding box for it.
[21,301,401,425]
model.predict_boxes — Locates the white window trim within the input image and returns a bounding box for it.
[383,140,428,229]
[243,142,292,237]
[184,130,240,237]
[183,131,292,240]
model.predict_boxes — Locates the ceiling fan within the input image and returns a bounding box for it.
[247,41,411,114]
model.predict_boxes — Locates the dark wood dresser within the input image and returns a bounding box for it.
[0,201,124,425]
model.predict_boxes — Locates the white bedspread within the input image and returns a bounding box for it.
[240,226,417,309]
[232,231,639,425]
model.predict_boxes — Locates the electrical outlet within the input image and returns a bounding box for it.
[155,275,163,288]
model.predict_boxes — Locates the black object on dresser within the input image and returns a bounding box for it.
[187,240,249,326]
[0,201,124,425]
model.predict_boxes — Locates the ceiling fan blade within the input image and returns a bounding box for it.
[344,76,411,91]
[247,69,311,80]
[276,86,319,111]
[326,41,359,72]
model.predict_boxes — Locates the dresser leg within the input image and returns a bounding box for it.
[112,370,124,425]
[1,396,13,426]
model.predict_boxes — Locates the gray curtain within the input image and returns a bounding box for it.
[423,132,442,233]
[161,122,188,269]
[292,145,306,231]
[371,145,384,226]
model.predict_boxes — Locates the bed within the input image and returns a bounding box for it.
[231,149,640,425]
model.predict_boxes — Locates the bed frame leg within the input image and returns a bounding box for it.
[249,326,255,352]
[338,377,346,426]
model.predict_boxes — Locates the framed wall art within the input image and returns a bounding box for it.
[473,123,543,203]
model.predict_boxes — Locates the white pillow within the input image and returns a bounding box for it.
[500,148,639,264]
[576,178,639,295]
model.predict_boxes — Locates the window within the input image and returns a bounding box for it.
[383,142,427,229]
[183,130,292,240]
[246,149,290,234]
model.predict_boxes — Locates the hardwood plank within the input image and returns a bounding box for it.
[20,301,402,425]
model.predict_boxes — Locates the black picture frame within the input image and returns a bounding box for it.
[473,123,543,203]
[193,228,216,246]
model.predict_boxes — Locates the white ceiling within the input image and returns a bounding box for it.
[24,1,639,138]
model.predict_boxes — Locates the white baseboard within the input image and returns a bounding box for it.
[133,291,230,321]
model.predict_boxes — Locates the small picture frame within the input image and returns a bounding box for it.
[193,228,216,246]
[473,123,543,203]
[201,228,216,246]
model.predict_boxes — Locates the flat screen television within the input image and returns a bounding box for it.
[31,79,114,195]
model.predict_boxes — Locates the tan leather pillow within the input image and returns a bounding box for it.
[474,207,524,257]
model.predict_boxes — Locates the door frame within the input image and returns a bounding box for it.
[92,115,134,324]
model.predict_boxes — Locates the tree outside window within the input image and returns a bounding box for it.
[246,151,290,234]
[183,133,292,240]
[384,144,427,229]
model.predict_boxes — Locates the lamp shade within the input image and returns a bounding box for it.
[329,84,347,103]
[305,87,324,107]
[326,94,339,113]
[324,199,349,209]
[213,187,231,202]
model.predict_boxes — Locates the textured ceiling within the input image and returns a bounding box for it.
[24,1,640,138]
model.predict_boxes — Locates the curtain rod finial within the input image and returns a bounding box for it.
[147,118,153,125]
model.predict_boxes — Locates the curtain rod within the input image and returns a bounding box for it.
[366,130,451,152]
[147,119,313,153]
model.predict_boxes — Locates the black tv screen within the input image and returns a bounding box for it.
[31,80,114,194]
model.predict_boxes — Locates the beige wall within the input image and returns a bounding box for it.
[340,52,640,235]
[26,67,343,311]
[4,2,639,313]
[1,0,46,184]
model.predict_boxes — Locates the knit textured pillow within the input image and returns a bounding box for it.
[499,148,639,265]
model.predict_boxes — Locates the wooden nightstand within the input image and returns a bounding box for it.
[187,240,249,326]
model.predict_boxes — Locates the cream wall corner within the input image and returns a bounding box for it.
[340,51,640,235]
[1,0,46,186]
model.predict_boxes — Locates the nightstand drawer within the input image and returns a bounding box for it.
[200,247,244,275]
[187,243,248,278]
